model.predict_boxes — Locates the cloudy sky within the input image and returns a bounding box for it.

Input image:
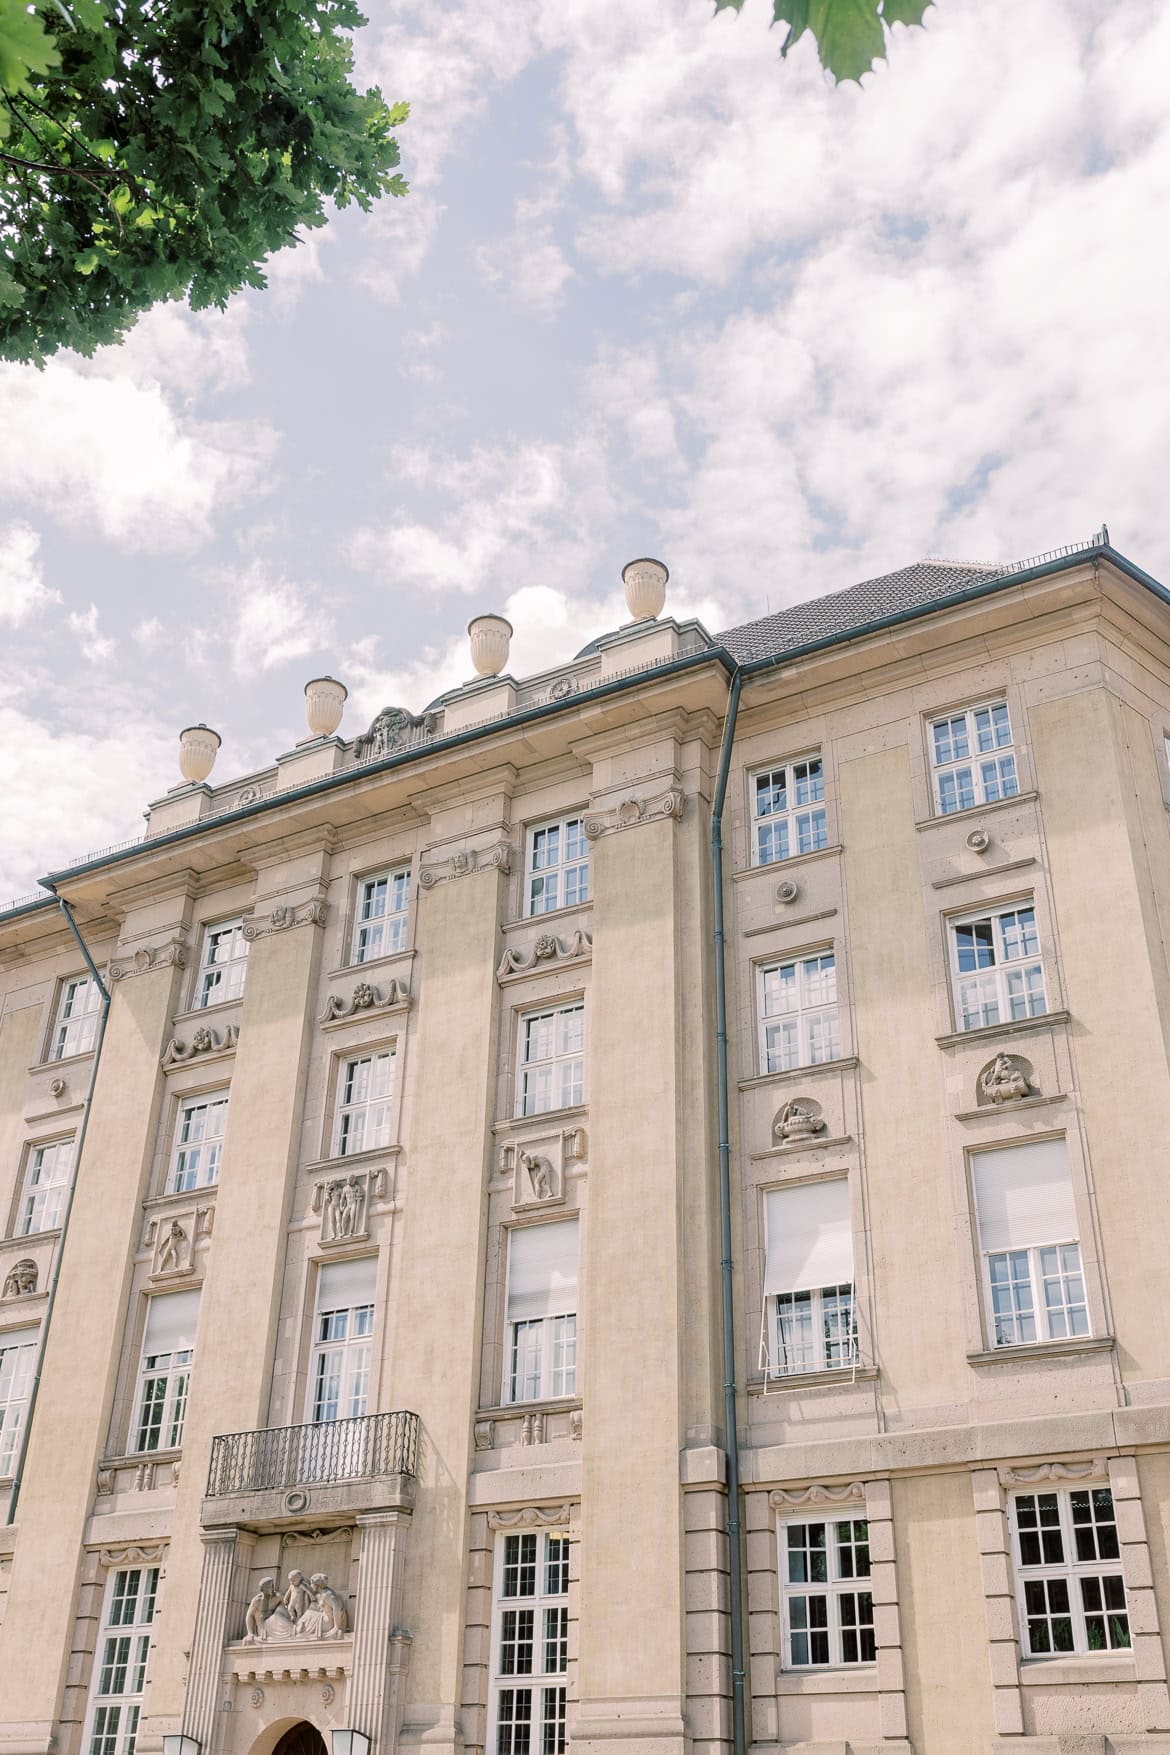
[1,0,1168,901]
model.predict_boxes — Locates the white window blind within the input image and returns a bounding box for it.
[317,1256,377,1311]
[972,1140,1078,1253]
[506,1220,579,1323]
[764,1180,852,1295]
[143,1288,200,1355]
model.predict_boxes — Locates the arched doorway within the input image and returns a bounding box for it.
[271,1724,328,1755]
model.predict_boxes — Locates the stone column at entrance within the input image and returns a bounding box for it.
[182,1530,257,1749]
[348,1506,414,1752]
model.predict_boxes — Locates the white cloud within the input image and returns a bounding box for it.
[229,570,334,677]
[0,523,59,627]
[475,229,575,317]
[133,617,165,649]
[67,603,116,664]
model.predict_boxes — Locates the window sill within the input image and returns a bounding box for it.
[935,1010,1070,1051]
[141,1185,218,1219]
[747,1366,877,1395]
[738,1058,859,1093]
[28,1048,95,1076]
[325,947,416,981]
[502,899,594,936]
[733,844,844,883]
[750,1133,853,1162]
[172,997,244,1029]
[303,1143,402,1176]
[931,856,1038,891]
[491,1103,589,1138]
[915,790,1040,832]
[743,909,838,940]
[967,1334,1114,1367]
[8,1224,61,1245]
[777,1666,878,1695]
[478,1395,582,1421]
[1019,1652,1136,1686]
[953,1093,1067,1123]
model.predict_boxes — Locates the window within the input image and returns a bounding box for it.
[131,1290,198,1454]
[351,869,411,964]
[751,757,828,865]
[19,1136,74,1235]
[504,1220,578,1404]
[308,1258,375,1423]
[0,1328,36,1477]
[194,918,248,1009]
[490,1528,570,1755]
[526,818,589,916]
[51,975,100,1060]
[757,953,840,1073]
[334,1051,395,1156]
[82,1565,158,1755]
[949,904,1047,1032]
[762,1181,856,1378]
[930,701,1019,815]
[1011,1488,1130,1657]
[972,1140,1088,1348]
[169,1092,228,1192]
[779,1515,875,1668]
[517,1004,584,1117]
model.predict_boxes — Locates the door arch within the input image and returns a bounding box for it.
[247,1719,329,1755]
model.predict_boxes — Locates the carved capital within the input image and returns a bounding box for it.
[319,977,411,1024]
[418,841,513,890]
[769,1481,865,1509]
[583,788,684,840]
[497,929,592,981]
[242,898,328,940]
[161,1023,238,1069]
[487,1503,573,1531]
[109,937,187,981]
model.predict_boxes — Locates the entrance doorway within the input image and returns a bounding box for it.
[271,1724,329,1755]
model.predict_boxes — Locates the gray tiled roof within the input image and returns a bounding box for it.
[716,558,1005,664]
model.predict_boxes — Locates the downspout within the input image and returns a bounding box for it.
[711,666,746,1755]
[6,892,110,1524]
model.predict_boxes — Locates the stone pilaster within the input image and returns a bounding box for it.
[349,1508,414,1751]
[182,1530,256,1748]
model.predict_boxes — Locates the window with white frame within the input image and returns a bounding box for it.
[0,1327,36,1477]
[779,1515,875,1668]
[307,1257,375,1424]
[50,975,100,1060]
[169,1091,228,1192]
[948,904,1047,1032]
[930,701,1019,816]
[762,1181,856,1379]
[757,953,840,1074]
[18,1136,74,1235]
[504,1219,578,1404]
[1011,1487,1130,1657]
[526,818,589,917]
[194,918,248,1009]
[334,1050,395,1156]
[517,1004,584,1117]
[131,1290,198,1454]
[751,757,828,866]
[351,869,411,964]
[82,1564,159,1755]
[971,1139,1088,1348]
[489,1528,570,1755]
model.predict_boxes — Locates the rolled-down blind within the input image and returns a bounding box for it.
[143,1288,200,1356]
[764,1179,852,1295]
[506,1218,579,1323]
[317,1256,377,1313]
[972,1139,1077,1254]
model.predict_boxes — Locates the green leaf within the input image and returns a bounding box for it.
[0,0,60,95]
[763,0,934,81]
[881,0,931,24]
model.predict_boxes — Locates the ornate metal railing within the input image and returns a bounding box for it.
[206,1410,419,1497]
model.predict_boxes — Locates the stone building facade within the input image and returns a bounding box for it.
[2,537,1170,1755]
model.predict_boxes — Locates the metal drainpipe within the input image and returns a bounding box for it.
[6,892,111,1525]
[711,666,746,1755]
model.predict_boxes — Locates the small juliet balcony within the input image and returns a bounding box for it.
[202,1409,419,1530]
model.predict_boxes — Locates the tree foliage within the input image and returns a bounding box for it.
[715,0,934,83]
[0,0,407,364]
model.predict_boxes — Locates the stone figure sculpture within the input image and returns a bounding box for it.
[283,1569,311,1623]
[294,1573,349,1639]
[241,1569,348,1643]
[157,1221,187,1272]
[323,1176,364,1241]
[521,1151,553,1200]
[980,1053,1030,1104]
[244,1579,282,1642]
[2,1258,37,1297]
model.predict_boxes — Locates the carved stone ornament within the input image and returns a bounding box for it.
[569,1408,582,1442]
[487,1503,573,1531]
[418,841,513,889]
[474,1420,494,1452]
[773,1098,827,1145]
[313,1167,388,1244]
[497,929,592,980]
[776,879,800,905]
[583,788,684,840]
[241,1570,349,1644]
[109,937,188,981]
[320,1684,336,1707]
[95,1466,115,1496]
[154,1219,191,1276]
[354,704,434,763]
[548,676,578,701]
[96,1542,167,1566]
[520,1413,545,1446]
[249,1687,265,1709]
[770,1482,865,1508]
[49,1076,67,1098]
[319,977,411,1024]
[2,1258,38,1297]
[966,828,992,853]
[500,1138,571,1211]
[237,785,266,808]
[998,1458,1107,1487]
[242,898,328,940]
[162,1024,238,1069]
[978,1052,1034,1106]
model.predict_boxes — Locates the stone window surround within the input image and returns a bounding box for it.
[276,1244,391,1433]
[497,981,590,1130]
[103,1276,201,1463]
[7,1128,75,1241]
[148,1058,238,1200]
[521,809,592,919]
[925,696,1022,819]
[189,914,251,1013]
[745,748,832,872]
[912,674,1037,827]
[342,852,420,971]
[746,934,854,1084]
[931,881,1066,1044]
[65,1543,168,1755]
[319,1028,405,1167]
[481,1200,585,1420]
[727,710,835,876]
[40,969,101,1066]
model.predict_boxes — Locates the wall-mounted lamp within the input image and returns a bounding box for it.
[163,1736,201,1755]
[331,1732,371,1755]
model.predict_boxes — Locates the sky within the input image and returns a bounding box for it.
[1,0,1169,902]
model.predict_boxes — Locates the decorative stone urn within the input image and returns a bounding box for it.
[178,723,221,784]
[468,614,513,677]
[305,675,348,737]
[622,557,669,620]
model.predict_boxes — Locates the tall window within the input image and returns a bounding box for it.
[131,1290,198,1454]
[972,1140,1088,1348]
[351,869,411,964]
[504,1220,578,1404]
[51,975,100,1059]
[308,1258,375,1423]
[194,919,248,1009]
[19,1136,74,1235]
[762,1181,856,1378]
[751,757,827,865]
[517,1004,585,1117]
[170,1092,228,1192]
[931,701,1019,815]
[949,904,1047,1032]
[526,818,589,916]
[0,1328,36,1477]
[758,953,839,1073]
[334,1051,395,1156]
[490,1528,570,1755]
[779,1516,875,1668]
[1011,1488,1130,1657]
[82,1566,159,1755]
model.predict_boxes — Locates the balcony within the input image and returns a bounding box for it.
[202,1410,419,1530]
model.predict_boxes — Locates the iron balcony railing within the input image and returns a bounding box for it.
[206,1410,419,1498]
